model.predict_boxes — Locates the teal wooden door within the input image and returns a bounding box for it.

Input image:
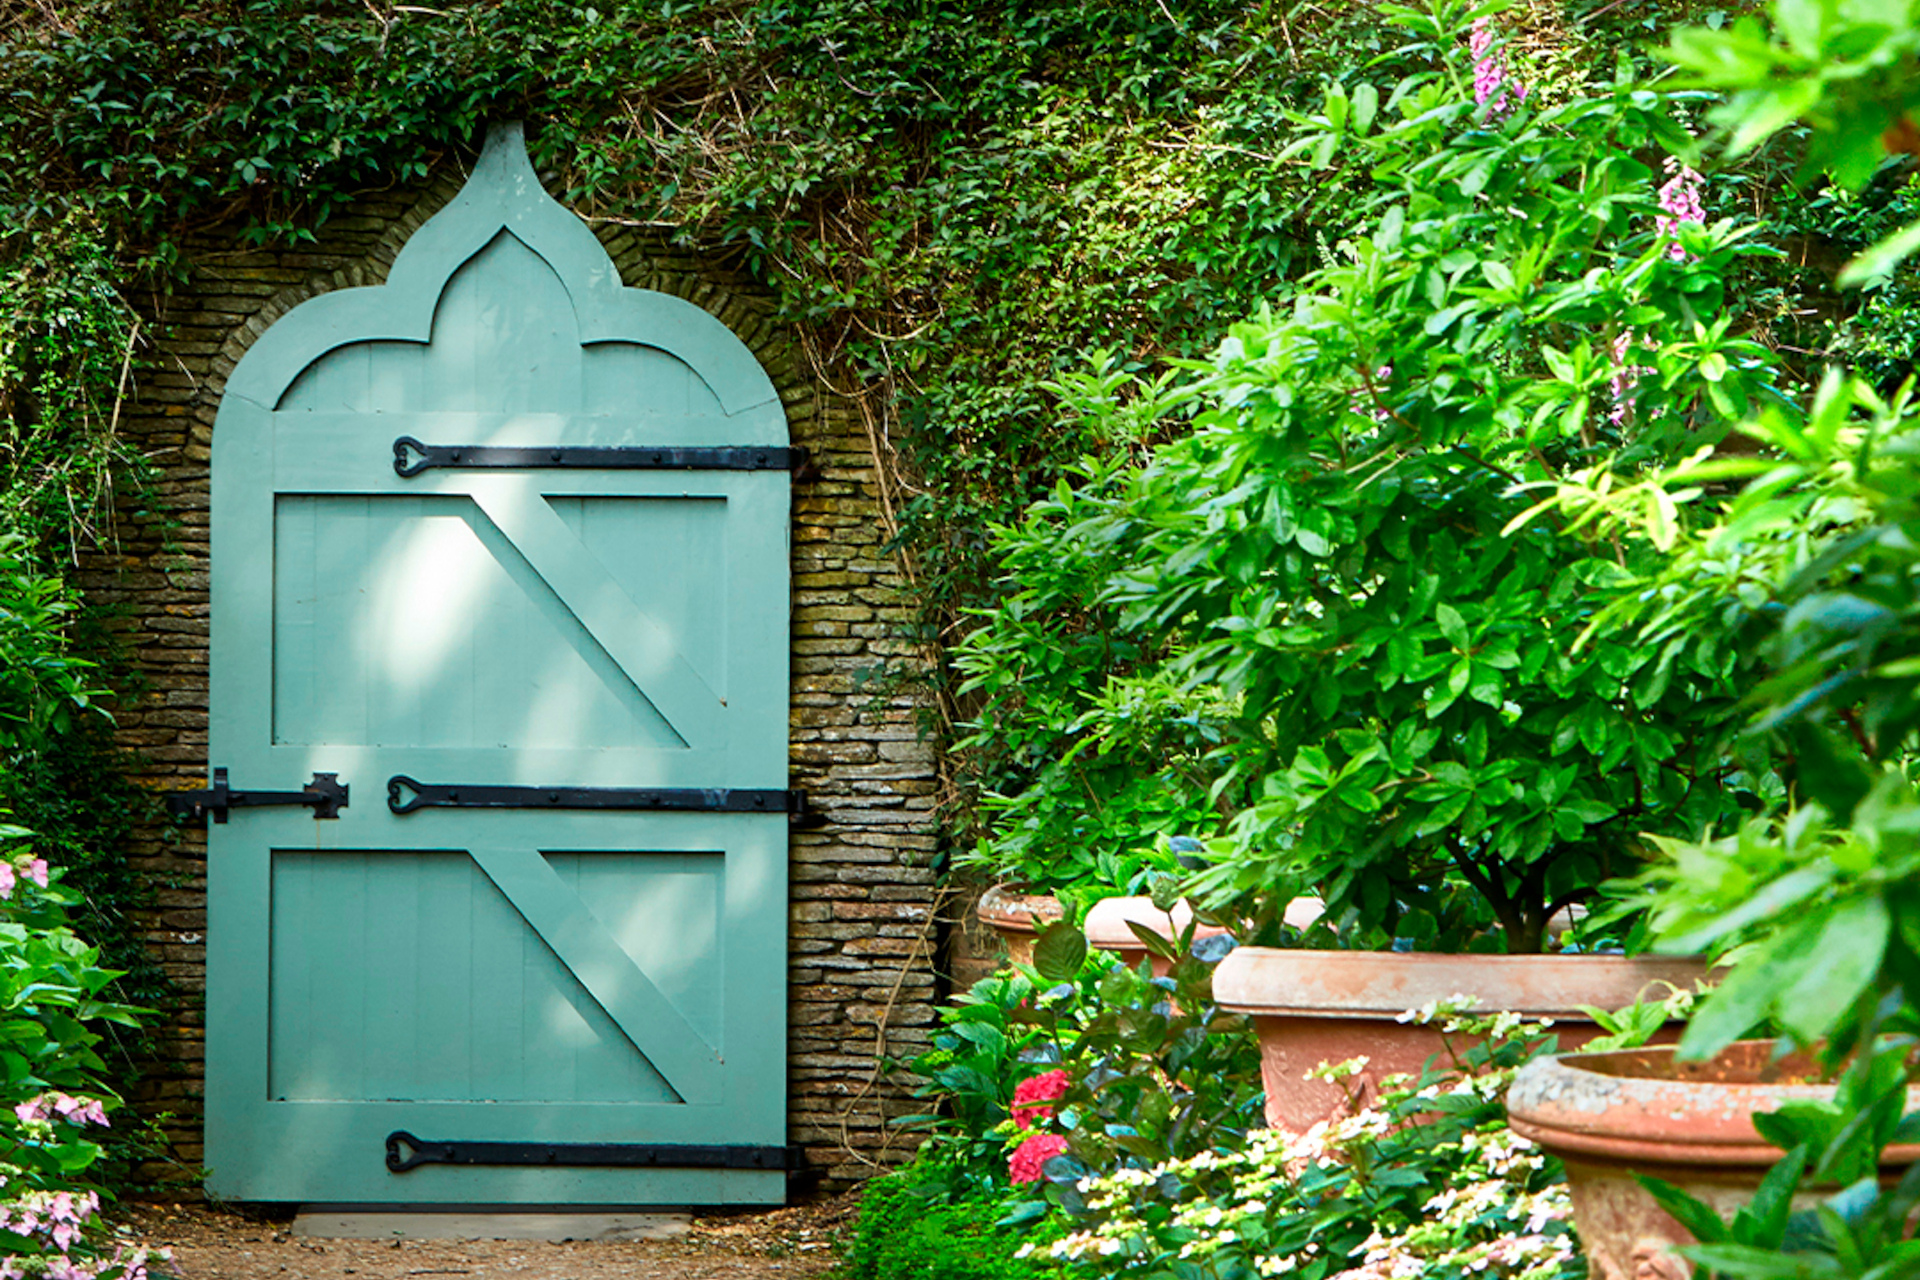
[201,125,792,1205]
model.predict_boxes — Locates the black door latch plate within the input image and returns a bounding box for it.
[166,767,349,824]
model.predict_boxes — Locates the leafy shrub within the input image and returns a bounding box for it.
[0,822,154,1279]
[842,1173,1054,1280]
[958,0,1788,951]
[900,919,1261,1207]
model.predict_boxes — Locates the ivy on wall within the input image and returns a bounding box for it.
[0,0,1913,907]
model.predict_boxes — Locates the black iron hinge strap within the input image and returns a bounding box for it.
[165,768,349,825]
[385,1130,799,1174]
[386,775,821,827]
[392,436,810,478]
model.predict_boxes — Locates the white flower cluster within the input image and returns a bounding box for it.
[1331,1125,1575,1280]
[1029,1021,1582,1280]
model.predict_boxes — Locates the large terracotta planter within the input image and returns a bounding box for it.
[1507,1041,1920,1280]
[974,885,1065,966]
[1213,947,1708,1132]
[1082,896,1234,976]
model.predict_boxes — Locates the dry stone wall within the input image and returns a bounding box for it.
[74,161,943,1194]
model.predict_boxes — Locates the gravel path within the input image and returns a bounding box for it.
[123,1198,852,1280]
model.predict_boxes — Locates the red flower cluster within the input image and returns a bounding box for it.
[1008,1132,1068,1184]
[1011,1069,1070,1130]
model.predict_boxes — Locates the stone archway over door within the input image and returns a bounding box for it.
[199,124,794,1205]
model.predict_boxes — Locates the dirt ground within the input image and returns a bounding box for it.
[121,1195,855,1280]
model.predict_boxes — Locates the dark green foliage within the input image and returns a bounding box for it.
[0,721,171,1047]
[957,3,1790,951]
[841,1173,1051,1280]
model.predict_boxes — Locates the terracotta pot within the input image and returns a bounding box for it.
[1082,896,1233,976]
[974,885,1065,966]
[1212,947,1708,1132]
[1080,895,1325,976]
[1507,1041,1920,1280]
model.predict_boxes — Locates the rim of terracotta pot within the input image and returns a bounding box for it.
[1507,1039,1920,1167]
[1211,945,1708,1019]
[975,884,1065,936]
[1082,895,1229,948]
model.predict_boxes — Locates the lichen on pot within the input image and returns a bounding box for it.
[974,884,1066,966]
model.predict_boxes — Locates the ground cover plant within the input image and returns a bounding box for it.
[896,917,1260,1203]
[1034,1003,1595,1280]
[884,930,1685,1280]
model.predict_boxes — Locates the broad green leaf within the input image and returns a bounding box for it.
[1838,217,1920,289]
[1424,301,1477,336]
[1726,79,1824,157]
[1351,81,1379,136]
[1777,895,1888,1044]
[1660,863,1833,954]
[1032,920,1088,983]
[1638,1174,1733,1244]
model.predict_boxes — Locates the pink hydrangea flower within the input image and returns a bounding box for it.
[49,1095,109,1128]
[13,1094,108,1129]
[0,865,16,902]
[23,860,47,890]
[1011,1069,1070,1130]
[1008,1132,1068,1184]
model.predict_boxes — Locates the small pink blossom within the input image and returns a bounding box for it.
[1011,1069,1070,1130]
[14,1094,108,1129]
[0,866,16,902]
[1008,1132,1069,1184]
[1469,19,1527,117]
[1656,157,1706,261]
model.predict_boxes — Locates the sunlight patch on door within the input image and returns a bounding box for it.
[271,494,683,748]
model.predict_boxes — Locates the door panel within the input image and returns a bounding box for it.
[271,495,684,749]
[267,850,679,1105]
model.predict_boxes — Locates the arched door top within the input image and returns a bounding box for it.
[222,122,784,429]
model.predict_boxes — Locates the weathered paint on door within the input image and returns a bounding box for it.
[204,124,792,1204]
